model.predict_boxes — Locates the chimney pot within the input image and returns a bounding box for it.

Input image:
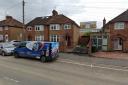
[52,10,58,16]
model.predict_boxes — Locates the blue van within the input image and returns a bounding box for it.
[13,41,59,62]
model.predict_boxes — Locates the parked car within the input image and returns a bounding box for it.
[0,43,15,56]
[14,41,59,62]
[10,40,21,47]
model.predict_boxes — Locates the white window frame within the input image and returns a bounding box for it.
[50,24,60,30]
[35,25,44,31]
[0,27,3,31]
[64,24,71,29]
[4,26,8,30]
[27,26,32,31]
[5,34,8,42]
[114,22,124,29]
[35,35,44,41]
[50,35,59,42]
[85,23,90,28]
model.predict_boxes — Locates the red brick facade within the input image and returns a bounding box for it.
[104,10,128,52]
[26,10,80,52]
[0,16,24,42]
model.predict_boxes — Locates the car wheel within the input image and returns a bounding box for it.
[2,52,5,56]
[40,56,46,62]
[14,53,19,58]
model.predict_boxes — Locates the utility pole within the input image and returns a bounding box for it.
[22,0,25,41]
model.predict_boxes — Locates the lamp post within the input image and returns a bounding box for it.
[22,0,26,41]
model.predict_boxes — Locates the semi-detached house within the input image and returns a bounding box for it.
[103,9,128,52]
[26,10,80,52]
[0,16,23,42]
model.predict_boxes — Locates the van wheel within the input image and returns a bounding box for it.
[40,56,46,62]
[14,53,19,58]
[2,52,5,56]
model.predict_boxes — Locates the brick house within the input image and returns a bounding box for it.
[0,16,23,42]
[26,10,80,52]
[103,10,128,52]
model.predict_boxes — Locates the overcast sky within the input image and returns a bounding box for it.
[0,0,128,28]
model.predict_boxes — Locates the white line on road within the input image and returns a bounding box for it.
[59,59,128,72]
[59,58,128,68]
[3,77,20,83]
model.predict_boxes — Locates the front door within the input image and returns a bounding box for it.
[114,38,123,50]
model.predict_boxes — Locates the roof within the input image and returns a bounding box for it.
[0,16,23,28]
[110,9,128,22]
[26,16,51,26]
[26,10,80,28]
[102,9,128,30]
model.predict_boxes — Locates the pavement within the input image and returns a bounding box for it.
[91,51,128,60]
[60,53,128,68]
[0,53,128,85]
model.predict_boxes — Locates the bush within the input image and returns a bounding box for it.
[84,32,91,36]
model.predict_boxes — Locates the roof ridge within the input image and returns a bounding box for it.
[110,9,128,22]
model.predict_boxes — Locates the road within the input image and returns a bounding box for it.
[0,53,127,85]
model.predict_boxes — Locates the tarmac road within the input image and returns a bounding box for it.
[0,54,127,85]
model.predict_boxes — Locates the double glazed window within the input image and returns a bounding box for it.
[50,24,60,30]
[27,26,32,31]
[35,35,44,41]
[64,24,71,29]
[0,27,3,31]
[35,25,44,31]
[5,26,8,30]
[50,35,59,42]
[114,22,124,29]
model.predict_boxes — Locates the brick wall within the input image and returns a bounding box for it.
[108,22,128,51]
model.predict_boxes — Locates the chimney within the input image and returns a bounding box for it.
[52,10,58,16]
[6,16,13,21]
[103,17,106,26]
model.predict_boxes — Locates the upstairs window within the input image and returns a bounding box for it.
[50,24,60,30]
[85,24,90,28]
[0,27,3,31]
[35,25,44,31]
[64,24,71,29]
[27,26,32,31]
[114,22,124,29]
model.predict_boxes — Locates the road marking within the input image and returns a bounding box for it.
[59,59,128,72]
[3,77,20,83]
[59,58,128,69]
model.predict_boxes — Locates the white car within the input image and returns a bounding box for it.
[0,43,15,56]
[10,40,21,47]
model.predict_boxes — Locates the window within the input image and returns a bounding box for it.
[35,25,44,31]
[64,24,71,29]
[0,27,3,31]
[114,22,124,29]
[0,35,3,41]
[85,24,90,28]
[35,35,44,41]
[50,35,59,42]
[50,24,60,30]
[5,26,8,30]
[5,34,8,42]
[27,26,32,31]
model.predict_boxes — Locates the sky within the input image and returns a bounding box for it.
[0,0,128,28]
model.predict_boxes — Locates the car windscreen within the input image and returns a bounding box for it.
[3,44,15,48]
